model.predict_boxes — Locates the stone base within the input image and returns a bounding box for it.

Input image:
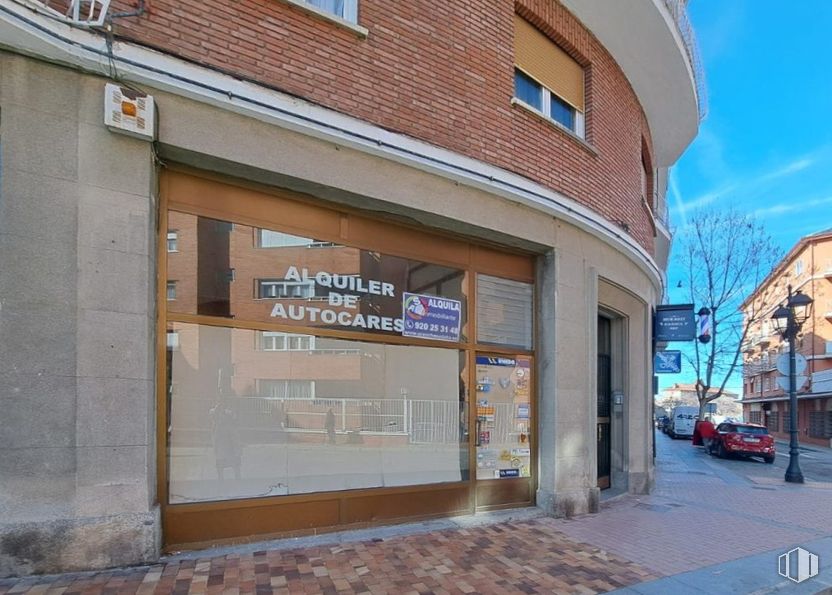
[537,487,599,518]
[0,508,160,577]
[628,471,654,495]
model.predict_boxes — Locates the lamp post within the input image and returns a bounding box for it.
[771,285,813,484]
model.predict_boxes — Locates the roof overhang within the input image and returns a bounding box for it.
[560,0,701,166]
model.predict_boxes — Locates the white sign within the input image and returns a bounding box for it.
[269,266,404,333]
[776,353,807,376]
[779,547,820,584]
[777,375,808,392]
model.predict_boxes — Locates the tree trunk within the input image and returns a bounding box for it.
[698,400,709,421]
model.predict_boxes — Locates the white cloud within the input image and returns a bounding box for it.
[753,195,832,218]
[677,152,818,216]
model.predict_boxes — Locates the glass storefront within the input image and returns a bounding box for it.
[168,324,468,503]
[161,171,535,545]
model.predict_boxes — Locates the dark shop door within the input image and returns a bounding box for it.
[597,316,612,490]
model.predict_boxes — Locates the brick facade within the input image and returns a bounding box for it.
[107,0,656,252]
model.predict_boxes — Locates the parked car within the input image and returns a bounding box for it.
[707,422,775,463]
[668,406,698,439]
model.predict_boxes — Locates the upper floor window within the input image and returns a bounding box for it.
[256,229,340,249]
[257,229,313,248]
[794,259,804,277]
[304,0,357,23]
[513,15,585,138]
[167,231,178,252]
[259,331,314,351]
[258,279,316,299]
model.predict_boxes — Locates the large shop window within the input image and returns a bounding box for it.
[166,212,467,339]
[168,323,467,503]
[163,182,535,530]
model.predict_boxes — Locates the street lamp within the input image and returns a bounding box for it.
[771,286,813,484]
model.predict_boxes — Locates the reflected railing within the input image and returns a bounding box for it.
[171,396,476,445]
[662,0,708,121]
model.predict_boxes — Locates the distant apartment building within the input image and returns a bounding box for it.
[740,229,832,447]
[657,383,741,419]
[1,0,704,574]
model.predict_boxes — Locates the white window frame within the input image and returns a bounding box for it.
[278,0,367,37]
[256,379,316,400]
[167,331,180,350]
[256,229,312,248]
[512,67,585,139]
[306,0,357,21]
[260,331,316,352]
[166,281,177,301]
[794,259,804,277]
[167,231,178,252]
[257,279,316,299]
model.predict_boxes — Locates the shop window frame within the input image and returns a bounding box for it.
[157,168,537,549]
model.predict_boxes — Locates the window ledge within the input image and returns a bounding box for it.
[510,98,597,157]
[276,0,369,38]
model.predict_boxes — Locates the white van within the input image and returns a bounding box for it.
[669,406,699,439]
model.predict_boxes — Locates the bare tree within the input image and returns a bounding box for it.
[676,210,781,420]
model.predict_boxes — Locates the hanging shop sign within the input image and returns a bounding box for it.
[654,350,682,374]
[655,304,696,342]
[697,307,712,344]
[402,292,462,342]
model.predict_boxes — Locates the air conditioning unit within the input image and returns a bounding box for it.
[104,83,156,141]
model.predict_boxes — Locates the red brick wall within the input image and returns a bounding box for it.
[112,0,656,253]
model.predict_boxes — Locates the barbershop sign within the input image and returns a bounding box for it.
[269,266,461,342]
[655,304,696,342]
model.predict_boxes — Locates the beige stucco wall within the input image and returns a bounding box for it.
[0,53,160,575]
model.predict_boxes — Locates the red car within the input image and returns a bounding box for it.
[707,422,775,464]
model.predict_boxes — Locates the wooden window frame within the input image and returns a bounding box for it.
[157,168,537,549]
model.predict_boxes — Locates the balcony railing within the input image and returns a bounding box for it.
[28,0,112,26]
[654,191,670,229]
[662,0,708,121]
[813,369,832,393]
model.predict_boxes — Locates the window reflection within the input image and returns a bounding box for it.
[165,212,467,340]
[167,323,469,503]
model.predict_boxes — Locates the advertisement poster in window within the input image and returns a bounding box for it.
[475,356,532,479]
[402,292,462,342]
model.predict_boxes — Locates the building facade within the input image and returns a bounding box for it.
[0,0,703,574]
[657,383,741,419]
[740,229,832,448]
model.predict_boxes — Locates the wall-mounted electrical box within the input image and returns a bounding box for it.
[104,83,156,141]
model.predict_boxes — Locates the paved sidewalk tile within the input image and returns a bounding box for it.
[0,520,655,595]
[612,535,832,594]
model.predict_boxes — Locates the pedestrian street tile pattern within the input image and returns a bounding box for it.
[555,434,832,577]
[0,521,655,595]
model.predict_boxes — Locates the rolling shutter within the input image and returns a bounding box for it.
[514,14,585,112]
[477,274,533,349]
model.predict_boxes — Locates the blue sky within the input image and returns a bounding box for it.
[659,1,832,394]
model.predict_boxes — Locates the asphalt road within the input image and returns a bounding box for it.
[659,428,832,483]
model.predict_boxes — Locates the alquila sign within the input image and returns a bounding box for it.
[268,266,462,342]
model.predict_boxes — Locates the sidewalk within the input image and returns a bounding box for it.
[613,535,832,594]
[2,433,831,594]
[0,511,654,595]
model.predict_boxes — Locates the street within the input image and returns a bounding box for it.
[701,435,832,484]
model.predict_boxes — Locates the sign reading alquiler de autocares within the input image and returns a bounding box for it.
[268,266,462,341]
